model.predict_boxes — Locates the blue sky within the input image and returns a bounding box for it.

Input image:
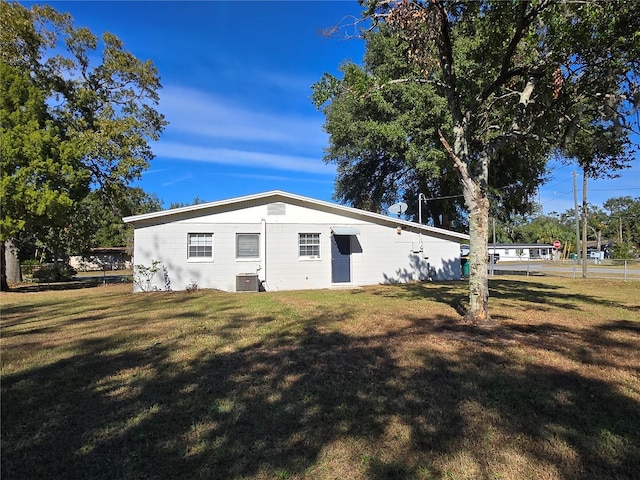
[37,1,640,216]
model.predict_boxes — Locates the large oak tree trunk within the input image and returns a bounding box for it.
[3,239,22,289]
[465,193,492,324]
[439,130,493,325]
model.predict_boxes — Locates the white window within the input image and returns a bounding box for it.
[188,233,213,259]
[299,233,320,258]
[236,233,260,259]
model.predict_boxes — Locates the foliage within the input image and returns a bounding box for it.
[491,196,640,257]
[517,214,574,246]
[32,263,77,282]
[612,241,637,260]
[0,1,166,286]
[313,29,548,230]
[169,196,208,210]
[604,196,640,248]
[0,61,88,245]
[73,187,163,253]
[133,260,163,292]
[315,0,639,323]
[314,35,460,224]
[162,265,171,292]
[7,187,162,266]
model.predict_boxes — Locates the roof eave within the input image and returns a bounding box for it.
[123,190,470,242]
[123,190,288,223]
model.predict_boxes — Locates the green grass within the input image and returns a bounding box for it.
[2,277,639,479]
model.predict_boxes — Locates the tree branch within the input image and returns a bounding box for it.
[374,76,448,91]
[438,128,475,194]
[512,74,538,132]
[476,0,554,106]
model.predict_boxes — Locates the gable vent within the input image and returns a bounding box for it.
[268,203,286,215]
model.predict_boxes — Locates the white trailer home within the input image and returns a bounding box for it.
[123,191,469,292]
[487,243,555,262]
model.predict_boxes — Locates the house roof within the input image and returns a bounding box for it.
[91,247,129,254]
[124,190,469,242]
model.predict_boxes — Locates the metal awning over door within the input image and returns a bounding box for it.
[330,226,360,235]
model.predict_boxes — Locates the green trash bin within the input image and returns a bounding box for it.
[461,258,470,278]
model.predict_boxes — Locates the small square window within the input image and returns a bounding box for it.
[236,234,260,258]
[188,233,213,258]
[299,233,320,258]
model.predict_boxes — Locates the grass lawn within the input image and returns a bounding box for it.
[2,277,639,480]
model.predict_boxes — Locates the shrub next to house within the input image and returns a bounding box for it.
[32,264,77,282]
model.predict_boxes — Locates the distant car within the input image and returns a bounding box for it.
[488,253,500,263]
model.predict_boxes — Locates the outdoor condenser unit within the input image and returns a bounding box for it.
[236,273,260,292]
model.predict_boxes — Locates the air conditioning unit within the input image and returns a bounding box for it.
[236,273,260,292]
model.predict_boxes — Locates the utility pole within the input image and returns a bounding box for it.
[491,217,496,277]
[619,217,623,243]
[418,193,426,225]
[582,170,588,278]
[573,171,580,260]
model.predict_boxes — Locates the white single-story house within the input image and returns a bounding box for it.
[123,191,469,292]
[69,247,132,271]
[486,243,554,261]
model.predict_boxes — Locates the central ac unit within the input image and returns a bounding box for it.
[236,273,260,292]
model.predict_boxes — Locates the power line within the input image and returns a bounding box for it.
[539,177,573,191]
[420,194,462,201]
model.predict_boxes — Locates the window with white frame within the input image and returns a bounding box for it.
[188,233,213,259]
[299,233,320,258]
[236,233,260,259]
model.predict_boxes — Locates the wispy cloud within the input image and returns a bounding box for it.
[256,70,318,95]
[144,168,173,175]
[162,173,193,187]
[160,85,327,150]
[230,173,334,184]
[154,142,334,175]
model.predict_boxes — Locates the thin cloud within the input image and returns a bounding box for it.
[160,85,327,149]
[162,173,193,186]
[257,70,317,94]
[230,173,334,184]
[144,168,173,175]
[154,142,334,175]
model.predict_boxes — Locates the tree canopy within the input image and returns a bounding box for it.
[313,27,548,230]
[487,195,640,260]
[314,0,639,323]
[0,1,167,288]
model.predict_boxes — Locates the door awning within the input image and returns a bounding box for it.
[331,226,360,235]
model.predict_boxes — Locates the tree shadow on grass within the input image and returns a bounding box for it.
[367,278,637,317]
[489,278,618,311]
[2,307,640,479]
